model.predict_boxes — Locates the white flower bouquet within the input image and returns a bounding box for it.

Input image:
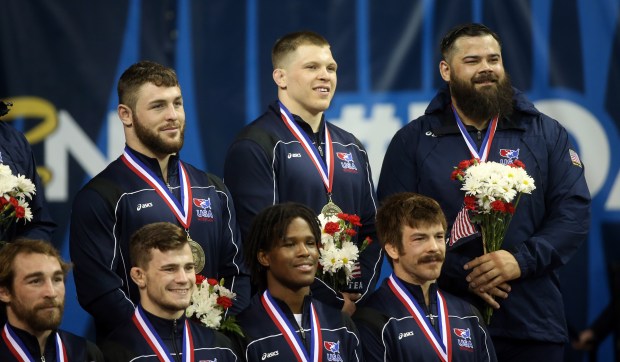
[451,158,535,322]
[0,164,35,242]
[317,212,371,291]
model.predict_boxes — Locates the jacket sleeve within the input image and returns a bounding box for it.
[470,304,498,362]
[69,185,135,337]
[342,312,365,362]
[353,307,388,362]
[212,176,251,315]
[511,118,591,278]
[224,137,278,241]
[10,129,57,241]
[355,140,382,304]
[377,127,419,201]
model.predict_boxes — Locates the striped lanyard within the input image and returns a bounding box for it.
[261,290,323,362]
[387,275,452,362]
[2,324,67,362]
[278,101,334,195]
[452,105,498,162]
[132,306,194,362]
[121,147,193,229]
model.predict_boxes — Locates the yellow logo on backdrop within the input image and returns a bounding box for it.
[2,96,58,185]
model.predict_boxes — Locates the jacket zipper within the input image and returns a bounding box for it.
[172,319,182,362]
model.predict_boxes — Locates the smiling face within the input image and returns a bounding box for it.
[386,223,446,288]
[131,243,196,319]
[273,44,337,126]
[439,34,513,124]
[119,82,185,159]
[0,253,65,334]
[259,217,319,298]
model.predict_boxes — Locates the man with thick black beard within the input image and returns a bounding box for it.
[378,23,590,361]
[69,61,250,341]
[0,239,103,361]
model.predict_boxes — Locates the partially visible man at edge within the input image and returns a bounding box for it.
[0,239,103,361]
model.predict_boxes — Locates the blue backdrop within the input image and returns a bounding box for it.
[1,0,618,360]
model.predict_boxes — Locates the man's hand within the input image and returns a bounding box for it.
[572,329,595,351]
[464,250,521,293]
[341,292,361,316]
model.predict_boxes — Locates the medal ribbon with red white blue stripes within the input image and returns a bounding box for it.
[121,147,193,229]
[2,324,68,362]
[261,290,323,362]
[452,105,498,162]
[387,274,452,362]
[132,306,194,362]
[278,101,334,194]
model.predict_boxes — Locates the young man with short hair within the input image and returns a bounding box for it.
[225,31,381,314]
[236,203,362,361]
[100,222,238,361]
[70,60,249,340]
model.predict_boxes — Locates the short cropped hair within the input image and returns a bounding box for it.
[244,203,321,291]
[376,193,447,266]
[117,60,180,110]
[440,23,501,61]
[0,239,71,293]
[272,31,330,69]
[129,222,188,269]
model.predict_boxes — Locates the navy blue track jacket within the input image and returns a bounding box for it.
[235,293,363,362]
[377,86,591,342]
[0,324,103,361]
[354,277,496,361]
[100,307,238,361]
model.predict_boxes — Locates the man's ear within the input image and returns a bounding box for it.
[384,242,400,262]
[273,68,287,89]
[118,104,133,127]
[0,287,11,304]
[257,250,270,269]
[439,60,451,82]
[130,267,146,288]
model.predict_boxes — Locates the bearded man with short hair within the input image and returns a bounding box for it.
[0,239,103,361]
[378,23,591,361]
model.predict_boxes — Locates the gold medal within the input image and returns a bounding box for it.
[187,236,206,274]
[320,195,342,218]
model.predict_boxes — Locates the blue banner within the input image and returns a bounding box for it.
[1,0,618,359]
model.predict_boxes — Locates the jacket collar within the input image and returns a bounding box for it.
[140,306,187,340]
[393,275,439,310]
[269,100,326,138]
[125,145,180,184]
[7,323,57,359]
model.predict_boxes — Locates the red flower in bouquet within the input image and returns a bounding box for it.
[1,164,36,242]
[186,276,243,336]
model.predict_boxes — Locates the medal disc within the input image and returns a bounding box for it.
[188,237,206,273]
